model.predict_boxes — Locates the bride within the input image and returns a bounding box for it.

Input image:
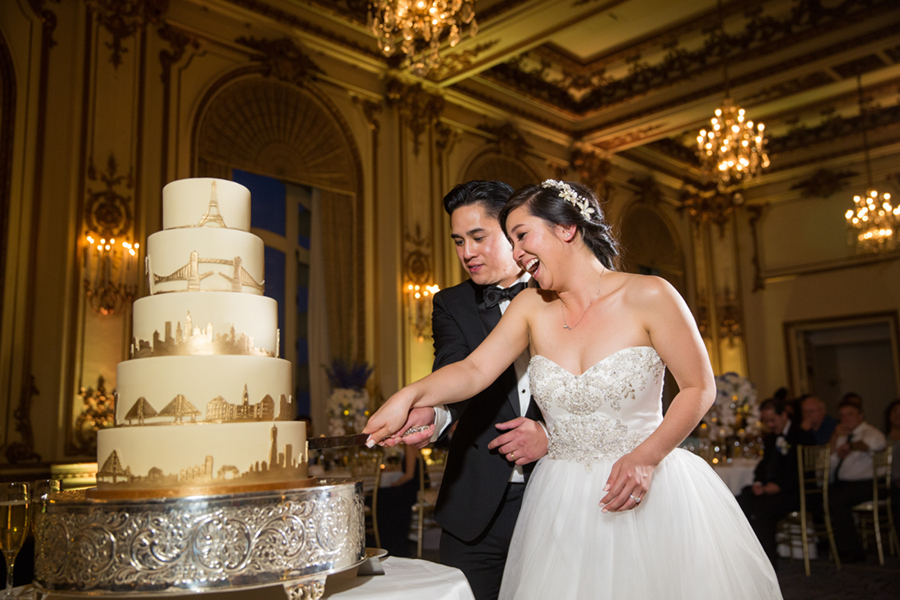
[364,180,782,599]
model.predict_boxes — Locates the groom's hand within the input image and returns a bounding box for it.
[488,418,548,465]
[380,407,437,448]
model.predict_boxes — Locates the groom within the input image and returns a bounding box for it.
[401,180,547,600]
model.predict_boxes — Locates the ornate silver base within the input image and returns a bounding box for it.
[34,480,365,597]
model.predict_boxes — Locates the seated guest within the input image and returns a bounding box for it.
[737,398,815,566]
[829,396,887,562]
[800,395,837,445]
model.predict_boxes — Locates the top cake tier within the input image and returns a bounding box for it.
[162,178,250,231]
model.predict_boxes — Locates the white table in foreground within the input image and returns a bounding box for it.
[712,457,760,495]
[323,557,474,599]
[33,558,474,600]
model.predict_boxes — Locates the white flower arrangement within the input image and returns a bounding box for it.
[326,387,371,436]
[703,372,760,442]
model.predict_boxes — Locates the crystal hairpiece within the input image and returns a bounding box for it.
[541,179,595,221]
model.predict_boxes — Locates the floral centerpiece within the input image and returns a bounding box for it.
[324,359,374,436]
[702,372,760,443]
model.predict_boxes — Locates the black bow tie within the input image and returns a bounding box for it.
[483,282,528,309]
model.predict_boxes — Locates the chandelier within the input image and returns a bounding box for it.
[697,99,769,192]
[845,75,899,254]
[368,0,478,74]
[696,0,769,192]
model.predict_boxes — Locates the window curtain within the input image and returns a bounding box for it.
[307,190,330,436]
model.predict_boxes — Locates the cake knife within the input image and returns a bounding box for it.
[307,433,371,450]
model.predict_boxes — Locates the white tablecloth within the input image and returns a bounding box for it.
[712,458,759,495]
[323,557,474,599]
[37,558,474,600]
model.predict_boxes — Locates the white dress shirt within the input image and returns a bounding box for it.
[830,421,887,482]
[432,274,534,482]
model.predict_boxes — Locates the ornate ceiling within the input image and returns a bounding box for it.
[228,0,900,189]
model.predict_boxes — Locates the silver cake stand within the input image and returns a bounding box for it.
[34,480,365,600]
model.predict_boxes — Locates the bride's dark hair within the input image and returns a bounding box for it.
[500,181,619,270]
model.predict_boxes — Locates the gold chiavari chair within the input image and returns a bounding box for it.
[411,453,445,558]
[781,444,841,576]
[356,448,384,549]
[851,443,897,565]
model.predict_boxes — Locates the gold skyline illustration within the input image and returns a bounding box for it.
[152,252,264,293]
[130,310,275,358]
[122,384,294,426]
[97,425,305,486]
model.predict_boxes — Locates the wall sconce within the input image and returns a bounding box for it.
[82,233,139,316]
[405,281,440,342]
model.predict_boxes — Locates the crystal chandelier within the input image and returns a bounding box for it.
[368,0,478,74]
[696,0,768,192]
[697,98,769,192]
[845,75,899,254]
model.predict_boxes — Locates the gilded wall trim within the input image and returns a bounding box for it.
[6,0,64,463]
[85,0,167,68]
[0,31,16,349]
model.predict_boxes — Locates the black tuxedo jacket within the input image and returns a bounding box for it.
[431,279,542,542]
[754,421,815,497]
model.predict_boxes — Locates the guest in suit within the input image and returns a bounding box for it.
[391,181,548,600]
[737,397,815,566]
[800,395,837,445]
[828,395,887,562]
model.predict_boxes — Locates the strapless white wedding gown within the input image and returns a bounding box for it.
[499,347,782,599]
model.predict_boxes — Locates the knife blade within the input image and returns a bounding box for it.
[307,433,371,450]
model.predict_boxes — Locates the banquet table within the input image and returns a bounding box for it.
[35,557,474,600]
[712,457,759,495]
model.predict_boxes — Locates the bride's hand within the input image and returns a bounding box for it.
[599,451,655,512]
[362,387,418,446]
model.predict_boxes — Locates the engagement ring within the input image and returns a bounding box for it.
[402,425,431,437]
[629,494,641,504]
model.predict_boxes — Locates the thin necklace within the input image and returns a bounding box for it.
[561,270,605,331]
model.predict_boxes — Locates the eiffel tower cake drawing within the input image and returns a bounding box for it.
[196,180,228,228]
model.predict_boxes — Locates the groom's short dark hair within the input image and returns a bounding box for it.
[442,180,515,220]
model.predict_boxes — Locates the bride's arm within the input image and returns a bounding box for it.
[600,276,715,512]
[364,290,533,445]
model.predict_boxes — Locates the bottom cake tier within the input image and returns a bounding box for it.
[96,421,307,494]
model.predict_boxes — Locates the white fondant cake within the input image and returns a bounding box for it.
[163,178,250,231]
[114,355,292,424]
[147,228,265,295]
[132,292,278,358]
[97,178,307,495]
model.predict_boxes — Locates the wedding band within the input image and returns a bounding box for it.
[629,494,641,504]
[509,452,516,461]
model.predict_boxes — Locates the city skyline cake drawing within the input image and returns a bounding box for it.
[94,178,309,496]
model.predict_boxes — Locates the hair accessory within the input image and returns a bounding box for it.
[541,179,595,221]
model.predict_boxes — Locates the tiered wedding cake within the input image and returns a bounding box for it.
[95,178,309,496]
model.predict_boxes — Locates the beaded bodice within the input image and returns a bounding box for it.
[529,346,666,469]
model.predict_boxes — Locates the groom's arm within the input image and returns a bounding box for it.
[432,290,473,431]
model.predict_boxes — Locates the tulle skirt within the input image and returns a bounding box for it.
[499,449,782,599]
